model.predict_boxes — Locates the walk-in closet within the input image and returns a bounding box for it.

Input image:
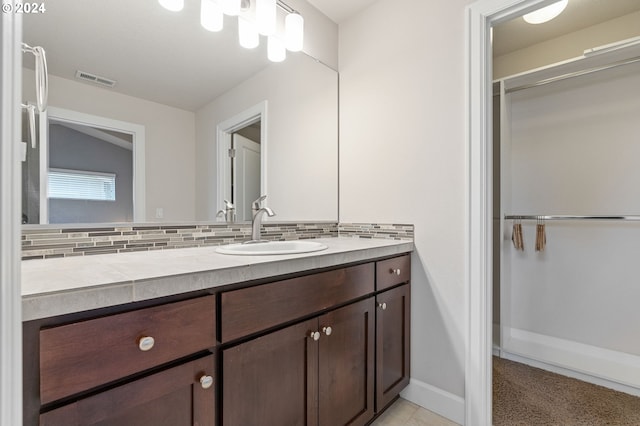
[491,1,640,423]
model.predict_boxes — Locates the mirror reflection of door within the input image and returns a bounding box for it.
[231,121,261,221]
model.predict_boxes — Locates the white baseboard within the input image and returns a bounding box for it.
[502,327,640,396]
[400,378,465,425]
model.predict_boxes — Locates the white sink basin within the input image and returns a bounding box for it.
[215,240,328,255]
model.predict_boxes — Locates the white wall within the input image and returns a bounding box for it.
[195,52,338,222]
[502,61,640,389]
[339,0,474,420]
[288,0,339,69]
[22,70,196,222]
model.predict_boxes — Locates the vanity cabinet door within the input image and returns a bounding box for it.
[375,283,411,411]
[318,297,375,426]
[39,354,215,426]
[222,318,319,426]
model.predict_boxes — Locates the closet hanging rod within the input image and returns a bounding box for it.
[505,56,640,94]
[504,215,640,222]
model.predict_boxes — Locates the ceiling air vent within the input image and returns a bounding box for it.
[74,70,117,88]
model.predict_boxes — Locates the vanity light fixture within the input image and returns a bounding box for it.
[201,0,224,32]
[256,0,277,35]
[285,12,303,52]
[523,0,568,24]
[160,0,303,63]
[267,35,286,62]
[239,16,260,49]
[158,0,184,12]
[221,0,242,16]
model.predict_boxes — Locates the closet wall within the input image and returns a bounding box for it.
[499,59,640,393]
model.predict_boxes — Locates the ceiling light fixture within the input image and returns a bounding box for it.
[158,0,184,12]
[160,0,303,63]
[523,0,568,24]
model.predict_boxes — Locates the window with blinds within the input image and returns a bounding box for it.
[48,168,116,201]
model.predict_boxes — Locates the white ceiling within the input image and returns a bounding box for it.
[22,0,640,112]
[306,0,377,23]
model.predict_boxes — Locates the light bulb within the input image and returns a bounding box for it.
[222,0,241,16]
[158,0,184,12]
[268,36,286,62]
[285,12,304,52]
[201,0,224,32]
[239,17,259,49]
[523,0,568,24]
[257,0,276,36]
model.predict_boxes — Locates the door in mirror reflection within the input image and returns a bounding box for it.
[232,128,261,222]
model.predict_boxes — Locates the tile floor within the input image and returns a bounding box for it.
[371,398,459,426]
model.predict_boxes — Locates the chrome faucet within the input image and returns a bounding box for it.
[249,195,275,242]
[216,199,236,222]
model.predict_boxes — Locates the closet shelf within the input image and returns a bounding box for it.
[504,215,640,222]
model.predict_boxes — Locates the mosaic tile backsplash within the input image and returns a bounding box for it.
[22,222,413,260]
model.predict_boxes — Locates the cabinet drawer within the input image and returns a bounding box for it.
[376,255,411,291]
[40,354,215,426]
[220,263,374,343]
[40,295,216,405]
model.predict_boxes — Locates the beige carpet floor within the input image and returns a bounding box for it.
[493,357,640,425]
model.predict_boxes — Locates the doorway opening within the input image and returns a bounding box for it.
[21,106,145,224]
[216,101,267,222]
[467,0,640,424]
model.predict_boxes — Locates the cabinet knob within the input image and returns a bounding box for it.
[390,268,401,275]
[378,302,387,310]
[138,336,155,351]
[309,331,320,341]
[322,326,332,336]
[199,375,214,389]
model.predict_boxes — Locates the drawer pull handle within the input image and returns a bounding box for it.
[138,336,155,352]
[309,331,320,341]
[390,268,401,275]
[322,326,332,336]
[199,375,214,389]
[378,302,387,310]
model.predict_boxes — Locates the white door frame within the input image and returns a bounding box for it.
[216,101,267,219]
[42,106,146,223]
[465,0,558,424]
[1,10,24,426]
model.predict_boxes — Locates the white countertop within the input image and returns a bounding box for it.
[21,237,413,321]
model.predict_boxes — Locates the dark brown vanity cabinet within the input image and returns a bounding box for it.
[40,354,216,426]
[222,298,376,426]
[220,264,376,426]
[26,295,217,426]
[375,254,411,411]
[27,253,411,426]
[318,298,375,426]
[376,283,411,411]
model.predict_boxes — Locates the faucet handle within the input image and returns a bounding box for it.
[252,195,267,211]
[223,199,234,209]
